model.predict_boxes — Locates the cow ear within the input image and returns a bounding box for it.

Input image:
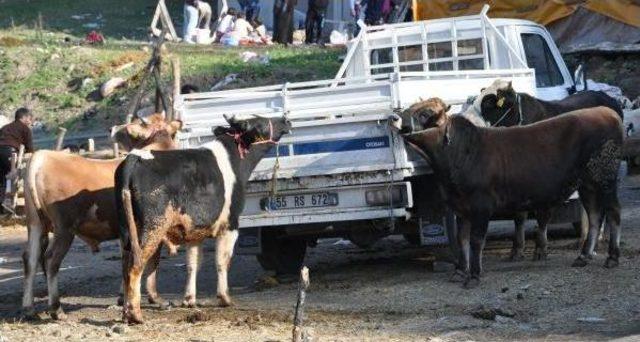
[446,104,451,112]
[223,114,237,126]
[507,81,513,90]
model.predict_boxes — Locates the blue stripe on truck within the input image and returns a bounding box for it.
[264,136,389,157]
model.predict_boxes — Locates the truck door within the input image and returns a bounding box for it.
[517,26,573,101]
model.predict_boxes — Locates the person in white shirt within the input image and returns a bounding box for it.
[228,12,254,40]
[215,7,236,42]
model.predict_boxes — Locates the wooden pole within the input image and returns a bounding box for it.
[292,266,310,342]
[55,127,67,151]
[154,53,163,114]
[87,138,95,152]
[169,57,181,121]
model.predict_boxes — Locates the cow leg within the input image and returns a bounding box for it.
[603,190,621,269]
[22,221,45,318]
[573,188,603,267]
[531,210,552,261]
[44,230,74,320]
[450,216,470,283]
[182,244,202,308]
[145,247,165,306]
[216,229,239,307]
[509,212,527,261]
[464,216,489,289]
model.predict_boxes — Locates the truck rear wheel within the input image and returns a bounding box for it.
[256,229,307,275]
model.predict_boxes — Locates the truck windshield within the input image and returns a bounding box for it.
[521,33,563,87]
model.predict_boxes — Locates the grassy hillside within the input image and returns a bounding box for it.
[0,1,342,138]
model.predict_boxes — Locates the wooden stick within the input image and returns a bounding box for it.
[55,127,67,151]
[87,138,95,152]
[292,266,310,342]
[11,145,25,212]
[169,57,181,121]
[154,52,163,114]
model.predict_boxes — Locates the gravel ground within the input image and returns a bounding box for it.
[1,168,639,341]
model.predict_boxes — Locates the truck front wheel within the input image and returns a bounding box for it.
[256,229,307,275]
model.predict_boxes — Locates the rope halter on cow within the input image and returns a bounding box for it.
[228,119,276,159]
[492,93,523,127]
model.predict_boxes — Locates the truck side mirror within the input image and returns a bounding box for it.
[573,64,586,92]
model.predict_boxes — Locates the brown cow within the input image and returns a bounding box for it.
[392,99,623,288]
[22,114,181,320]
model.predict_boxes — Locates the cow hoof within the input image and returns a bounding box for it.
[448,270,467,283]
[181,299,197,309]
[21,307,38,321]
[571,257,588,267]
[217,294,233,307]
[50,309,67,321]
[463,277,480,289]
[508,251,525,262]
[532,249,548,261]
[148,295,164,305]
[604,257,619,269]
[125,311,144,325]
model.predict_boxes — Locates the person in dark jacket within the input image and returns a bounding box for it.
[364,0,384,26]
[273,0,297,44]
[0,108,34,213]
[305,0,328,44]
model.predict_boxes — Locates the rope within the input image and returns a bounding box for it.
[269,136,281,198]
[491,93,522,127]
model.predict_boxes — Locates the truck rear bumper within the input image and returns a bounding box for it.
[239,182,413,228]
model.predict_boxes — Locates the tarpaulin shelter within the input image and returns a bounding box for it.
[412,0,640,51]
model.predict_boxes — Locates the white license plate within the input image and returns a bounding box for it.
[261,192,339,211]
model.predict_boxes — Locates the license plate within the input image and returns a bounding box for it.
[261,192,339,211]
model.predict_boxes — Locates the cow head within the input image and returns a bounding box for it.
[221,114,291,145]
[111,113,183,151]
[392,97,451,134]
[478,79,519,126]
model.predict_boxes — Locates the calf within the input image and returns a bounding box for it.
[22,114,181,320]
[393,99,623,288]
[116,115,291,324]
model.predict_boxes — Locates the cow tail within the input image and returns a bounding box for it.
[116,156,143,267]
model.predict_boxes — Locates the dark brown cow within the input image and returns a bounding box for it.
[392,99,623,288]
[22,114,181,320]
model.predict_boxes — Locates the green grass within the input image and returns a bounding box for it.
[0,0,185,40]
[0,32,342,135]
[0,0,343,138]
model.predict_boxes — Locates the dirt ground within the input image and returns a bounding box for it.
[1,167,640,341]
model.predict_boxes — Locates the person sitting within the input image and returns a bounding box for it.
[224,12,255,46]
[0,108,34,213]
[215,7,237,43]
[251,18,272,44]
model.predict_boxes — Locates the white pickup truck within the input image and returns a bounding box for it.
[174,6,586,273]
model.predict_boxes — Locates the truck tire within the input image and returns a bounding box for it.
[256,230,307,275]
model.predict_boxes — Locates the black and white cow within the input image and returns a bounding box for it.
[115,114,291,324]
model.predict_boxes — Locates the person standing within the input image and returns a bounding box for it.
[239,0,261,22]
[183,0,199,43]
[305,0,328,44]
[273,0,297,45]
[364,0,384,26]
[197,0,213,30]
[350,0,363,36]
[0,108,34,213]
